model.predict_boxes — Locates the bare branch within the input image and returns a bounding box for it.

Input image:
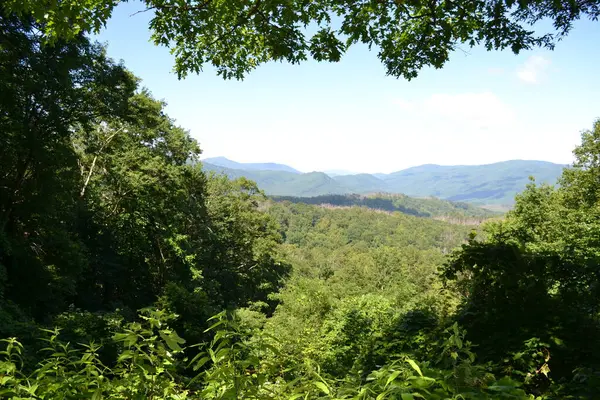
[130,7,156,17]
[80,127,123,198]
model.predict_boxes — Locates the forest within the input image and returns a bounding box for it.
[2,1,600,399]
[270,193,497,221]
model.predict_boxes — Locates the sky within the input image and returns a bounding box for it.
[95,3,600,174]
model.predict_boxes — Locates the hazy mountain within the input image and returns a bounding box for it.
[381,160,565,204]
[203,156,301,173]
[203,162,349,196]
[202,159,566,206]
[332,173,388,193]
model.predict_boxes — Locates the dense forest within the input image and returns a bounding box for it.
[270,193,497,221]
[3,2,600,399]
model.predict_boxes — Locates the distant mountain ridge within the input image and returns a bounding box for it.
[380,160,565,204]
[202,158,566,205]
[203,156,301,173]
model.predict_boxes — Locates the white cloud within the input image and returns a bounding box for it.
[517,55,551,84]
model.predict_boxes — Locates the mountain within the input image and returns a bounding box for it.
[332,173,388,193]
[202,159,566,206]
[381,160,564,204]
[203,156,300,173]
[202,162,349,196]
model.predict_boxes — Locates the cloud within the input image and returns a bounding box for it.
[517,55,551,84]
[393,92,515,130]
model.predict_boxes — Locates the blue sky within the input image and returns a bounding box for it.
[95,3,600,173]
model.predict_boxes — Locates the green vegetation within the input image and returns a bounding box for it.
[331,174,389,193]
[204,160,564,205]
[3,4,600,400]
[4,0,599,79]
[0,13,287,353]
[271,193,497,221]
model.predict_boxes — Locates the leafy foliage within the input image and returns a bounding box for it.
[259,201,476,381]
[0,13,288,349]
[0,308,190,399]
[441,120,600,397]
[4,0,600,79]
[0,310,536,399]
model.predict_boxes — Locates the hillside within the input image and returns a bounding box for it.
[272,193,498,221]
[203,159,565,205]
[332,173,389,193]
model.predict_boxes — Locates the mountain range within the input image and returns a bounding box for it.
[203,157,300,173]
[201,157,566,206]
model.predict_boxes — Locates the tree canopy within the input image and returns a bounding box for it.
[3,0,599,79]
[0,13,288,347]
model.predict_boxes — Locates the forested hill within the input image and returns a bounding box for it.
[272,193,498,222]
[202,159,565,205]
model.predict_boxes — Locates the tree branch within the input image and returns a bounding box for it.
[80,127,123,198]
[151,0,213,13]
[209,0,262,46]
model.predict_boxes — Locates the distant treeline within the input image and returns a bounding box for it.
[271,193,498,220]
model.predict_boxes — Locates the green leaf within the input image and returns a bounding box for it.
[117,350,133,363]
[191,356,211,371]
[313,381,330,394]
[92,388,103,400]
[406,359,423,377]
[204,319,225,333]
[376,390,389,400]
[385,370,401,388]
[160,331,186,352]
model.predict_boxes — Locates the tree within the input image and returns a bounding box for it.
[0,13,134,323]
[3,0,599,80]
[72,89,210,314]
[0,11,290,345]
[441,120,600,395]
